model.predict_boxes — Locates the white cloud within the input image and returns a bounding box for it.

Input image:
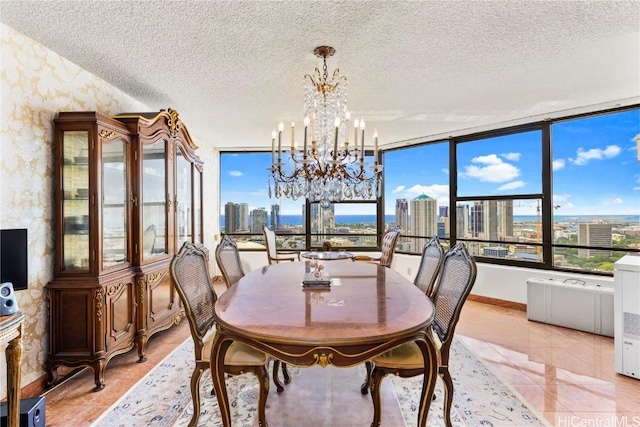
[398,184,449,200]
[553,159,565,171]
[563,202,575,209]
[633,186,640,191]
[497,180,525,190]
[572,145,621,166]
[610,198,623,205]
[229,170,243,177]
[501,152,521,161]
[553,194,570,202]
[472,154,503,165]
[391,185,406,194]
[460,154,520,183]
[441,168,449,175]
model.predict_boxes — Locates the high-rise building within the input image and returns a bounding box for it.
[578,223,613,257]
[471,201,484,238]
[439,206,449,219]
[250,208,268,233]
[456,204,470,238]
[310,203,335,234]
[438,215,450,238]
[235,203,249,232]
[484,200,499,241]
[498,200,514,240]
[224,202,236,234]
[270,204,280,230]
[410,195,437,252]
[395,199,409,233]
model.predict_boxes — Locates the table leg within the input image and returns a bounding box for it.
[210,333,232,427]
[415,336,438,427]
[5,329,23,427]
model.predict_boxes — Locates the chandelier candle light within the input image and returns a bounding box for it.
[268,46,383,207]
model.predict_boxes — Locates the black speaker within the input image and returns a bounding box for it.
[0,282,18,316]
[0,396,45,427]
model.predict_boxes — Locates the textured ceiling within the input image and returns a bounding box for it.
[1,0,639,149]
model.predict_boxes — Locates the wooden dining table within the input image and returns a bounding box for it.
[211,261,438,427]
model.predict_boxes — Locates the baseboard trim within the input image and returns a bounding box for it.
[467,294,527,311]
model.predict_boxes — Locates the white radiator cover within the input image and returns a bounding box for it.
[527,277,614,337]
[614,255,640,380]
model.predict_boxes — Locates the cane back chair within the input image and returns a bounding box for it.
[215,234,245,289]
[360,236,445,395]
[413,236,446,298]
[170,242,269,427]
[215,234,290,391]
[352,226,401,267]
[368,243,477,427]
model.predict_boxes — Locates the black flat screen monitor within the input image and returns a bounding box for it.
[0,228,28,290]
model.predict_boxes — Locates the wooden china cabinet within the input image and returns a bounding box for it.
[46,109,203,391]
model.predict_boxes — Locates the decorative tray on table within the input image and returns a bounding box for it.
[302,272,331,289]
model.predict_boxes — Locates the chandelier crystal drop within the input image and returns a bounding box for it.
[268,46,383,208]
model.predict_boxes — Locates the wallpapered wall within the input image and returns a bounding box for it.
[0,24,217,399]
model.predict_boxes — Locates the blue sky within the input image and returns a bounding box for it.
[221,109,640,217]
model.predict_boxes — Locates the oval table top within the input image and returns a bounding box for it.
[214,261,435,346]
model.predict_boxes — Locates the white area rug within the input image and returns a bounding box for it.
[92,336,550,427]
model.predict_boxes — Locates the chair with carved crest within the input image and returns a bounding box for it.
[217,232,290,392]
[352,226,401,268]
[367,243,477,427]
[170,241,269,427]
[215,234,245,289]
[413,236,446,298]
[360,235,445,395]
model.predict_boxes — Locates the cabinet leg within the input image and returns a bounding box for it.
[45,364,59,388]
[136,335,148,363]
[92,359,106,392]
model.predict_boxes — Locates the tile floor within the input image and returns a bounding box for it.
[27,300,640,426]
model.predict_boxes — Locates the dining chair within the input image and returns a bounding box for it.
[413,236,446,298]
[214,234,291,392]
[360,236,445,395]
[263,224,300,264]
[215,234,245,288]
[367,243,477,427]
[169,241,269,427]
[352,226,401,267]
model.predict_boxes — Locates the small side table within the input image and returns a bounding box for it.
[300,251,354,261]
[0,311,24,427]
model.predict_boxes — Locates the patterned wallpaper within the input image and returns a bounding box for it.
[0,24,153,398]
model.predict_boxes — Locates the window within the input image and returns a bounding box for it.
[454,129,544,262]
[551,109,640,273]
[220,152,381,250]
[221,106,639,274]
[383,141,450,253]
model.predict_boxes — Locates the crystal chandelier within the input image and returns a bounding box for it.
[268,46,383,208]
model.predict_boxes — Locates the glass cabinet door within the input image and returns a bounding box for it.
[62,131,90,271]
[102,138,128,269]
[175,146,192,248]
[193,167,202,244]
[141,139,167,260]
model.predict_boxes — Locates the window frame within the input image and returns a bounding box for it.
[220,105,639,276]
